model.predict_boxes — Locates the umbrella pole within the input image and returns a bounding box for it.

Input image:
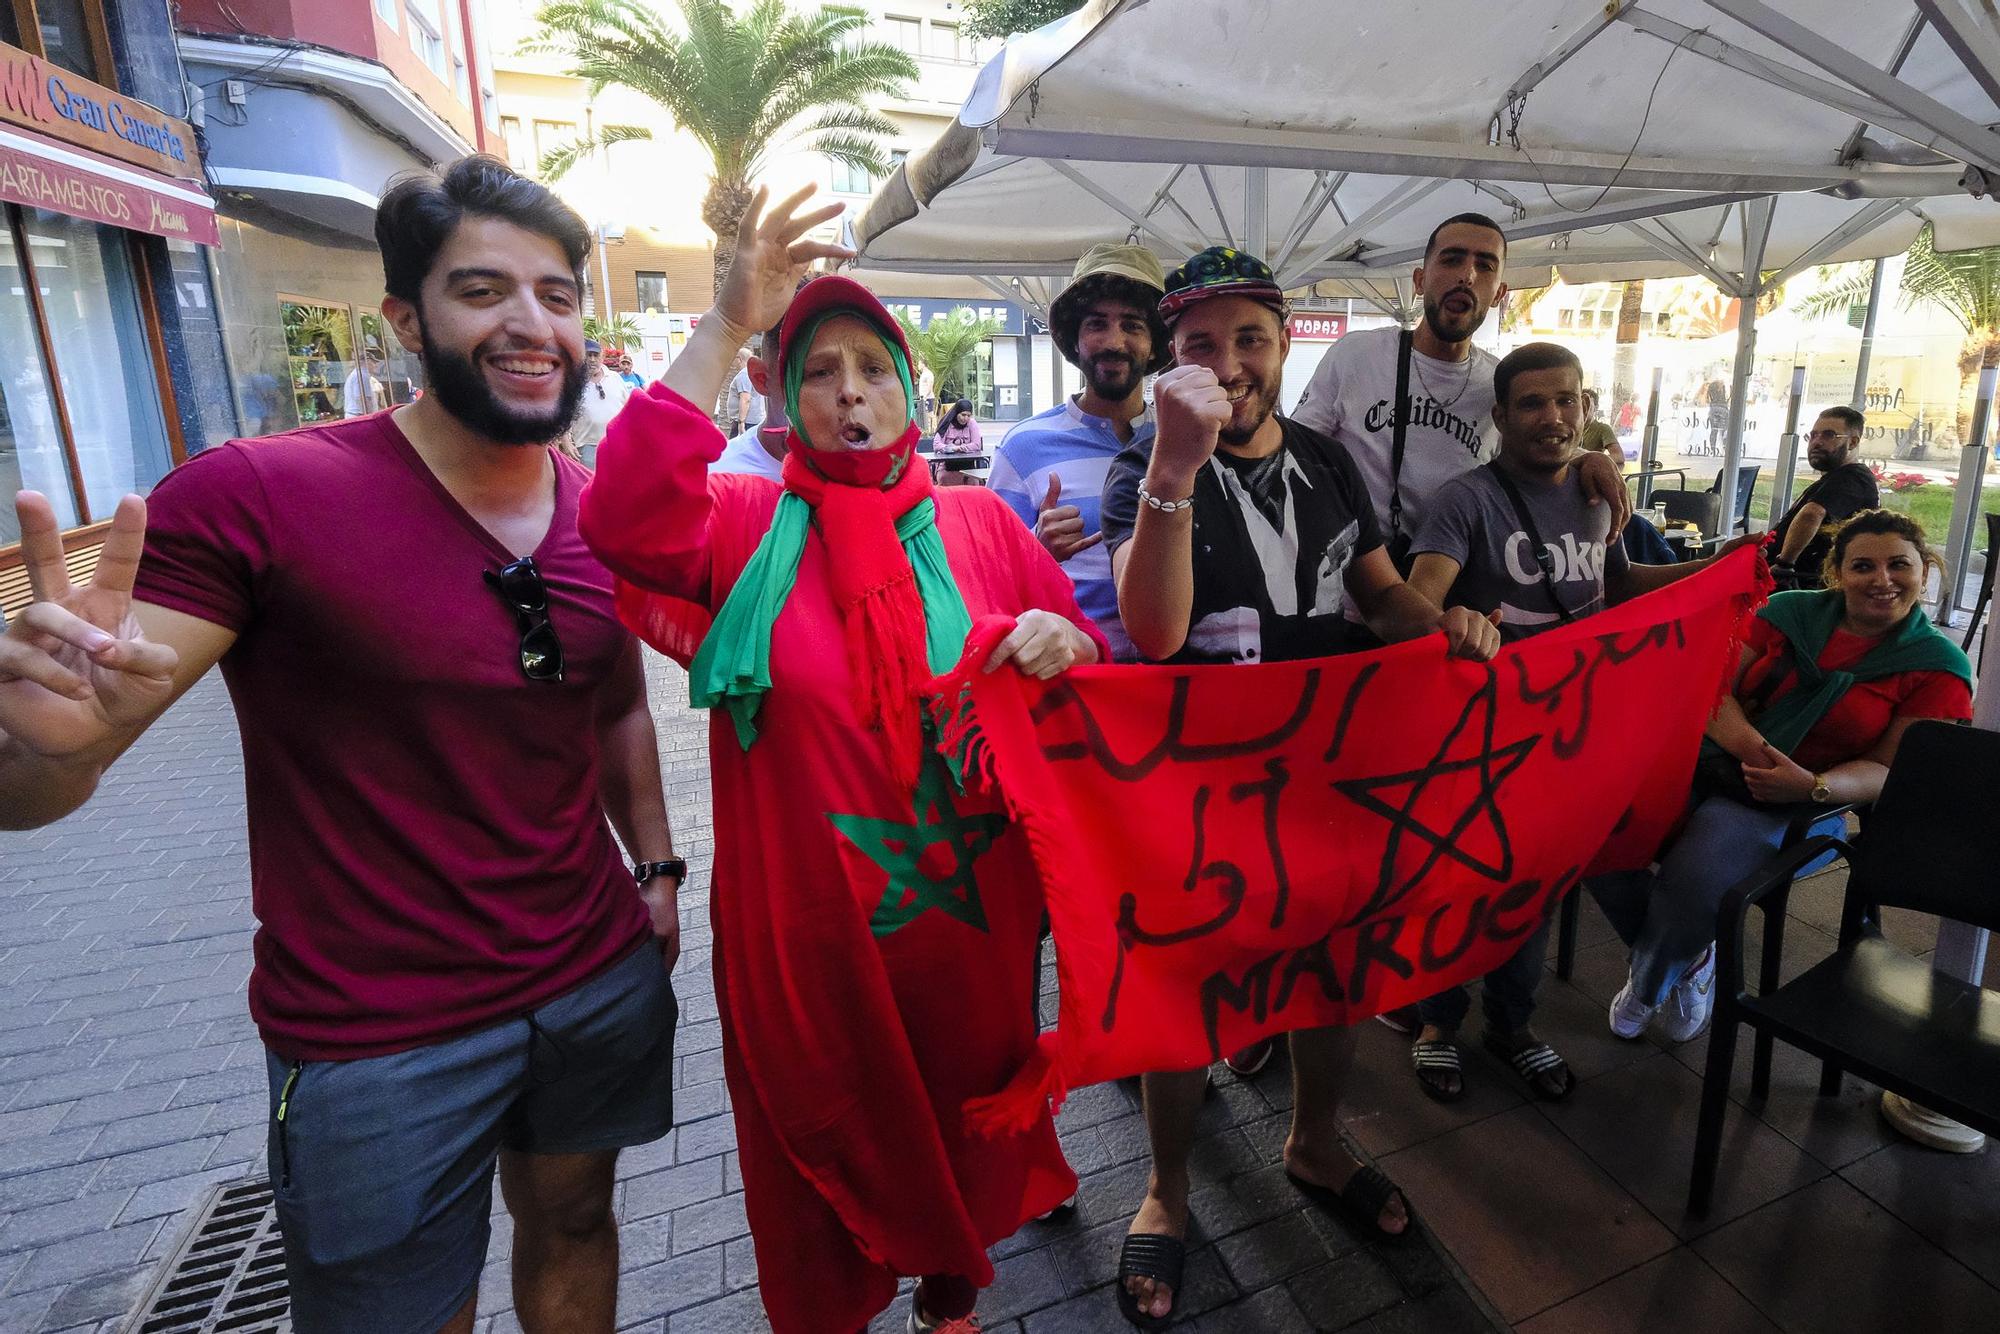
[1936,367,1996,624]
[1769,365,1806,525]
[1718,289,1759,540]
[1637,366,1665,511]
[1851,257,1886,405]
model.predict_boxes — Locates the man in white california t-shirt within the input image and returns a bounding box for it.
[1292,212,1627,570]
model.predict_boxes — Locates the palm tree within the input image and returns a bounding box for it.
[527,0,917,294]
[582,314,642,347]
[894,307,1005,406]
[1797,222,2000,443]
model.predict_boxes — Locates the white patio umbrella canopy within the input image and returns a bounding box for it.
[854,0,2000,558]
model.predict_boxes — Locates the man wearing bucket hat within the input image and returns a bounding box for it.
[1101,244,1502,1329]
[989,243,1172,660]
[581,185,1106,1334]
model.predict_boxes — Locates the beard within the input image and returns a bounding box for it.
[1081,350,1144,400]
[1421,289,1482,345]
[1219,380,1281,447]
[417,318,584,446]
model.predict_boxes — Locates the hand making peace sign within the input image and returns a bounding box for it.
[0,492,179,759]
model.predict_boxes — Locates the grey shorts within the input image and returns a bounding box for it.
[265,941,676,1333]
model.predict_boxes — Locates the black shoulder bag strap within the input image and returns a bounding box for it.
[1387,327,1414,544]
[1487,462,1577,625]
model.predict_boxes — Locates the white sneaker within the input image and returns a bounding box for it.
[1660,946,1717,1044]
[1608,978,1658,1039]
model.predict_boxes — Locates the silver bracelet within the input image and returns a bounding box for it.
[1137,481,1196,513]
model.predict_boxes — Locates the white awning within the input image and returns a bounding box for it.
[855,0,2000,290]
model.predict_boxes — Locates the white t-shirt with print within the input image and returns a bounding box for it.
[1290,325,1500,543]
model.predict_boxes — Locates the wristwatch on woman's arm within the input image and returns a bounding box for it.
[633,858,688,886]
[1809,773,1832,804]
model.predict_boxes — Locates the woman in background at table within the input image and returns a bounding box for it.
[932,397,984,485]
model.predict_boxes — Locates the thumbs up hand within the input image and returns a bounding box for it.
[1035,472,1102,563]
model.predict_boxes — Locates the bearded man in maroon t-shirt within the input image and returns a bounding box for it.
[0,157,682,1334]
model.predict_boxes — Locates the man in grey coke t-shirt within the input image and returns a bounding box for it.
[1402,343,1718,1106]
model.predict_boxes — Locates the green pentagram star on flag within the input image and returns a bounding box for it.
[828,754,1006,938]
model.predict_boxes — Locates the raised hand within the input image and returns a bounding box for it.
[716,184,855,340]
[1035,473,1102,563]
[0,492,178,758]
[1148,364,1231,483]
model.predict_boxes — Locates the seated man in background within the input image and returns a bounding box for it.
[1768,406,1877,589]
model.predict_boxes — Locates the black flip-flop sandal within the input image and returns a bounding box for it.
[1410,1038,1466,1102]
[1287,1163,1413,1243]
[1483,1030,1575,1101]
[1115,1232,1185,1330]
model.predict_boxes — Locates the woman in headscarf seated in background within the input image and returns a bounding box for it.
[928,396,986,486]
[579,185,1104,1334]
[1592,509,1972,1046]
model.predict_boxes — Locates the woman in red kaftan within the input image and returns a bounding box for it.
[579,189,1102,1334]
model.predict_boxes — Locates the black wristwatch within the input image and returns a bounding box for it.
[633,858,687,887]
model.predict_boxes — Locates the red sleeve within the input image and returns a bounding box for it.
[578,383,725,602]
[1894,671,1974,723]
[133,444,273,633]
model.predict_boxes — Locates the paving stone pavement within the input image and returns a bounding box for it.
[0,659,1501,1334]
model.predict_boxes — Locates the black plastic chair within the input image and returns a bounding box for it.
[1689,722,2000,1214]
[1958,510,2000,651]
[1653,487,1723,540]
[1706,464,1760,533]
[1555,800,1852,983]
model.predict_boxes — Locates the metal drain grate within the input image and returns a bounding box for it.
[127,1177,290,1333]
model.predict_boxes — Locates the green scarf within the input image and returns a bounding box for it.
[1720,588,1971,759]
[688,480,971,752]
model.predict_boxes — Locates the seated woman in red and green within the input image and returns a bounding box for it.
[1593,508,1973,1045]
[578,186,1105,1334]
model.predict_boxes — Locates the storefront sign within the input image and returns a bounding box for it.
[1288,312,1348,341]
[1,43,201,179]
[0,125,219,245]
[881,297,1027,337]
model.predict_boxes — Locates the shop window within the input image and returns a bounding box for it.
[0,224,78,538]
[22,208,174,524]
[0,4,19,46]
[636,271,668,314]
[281,297,357,426]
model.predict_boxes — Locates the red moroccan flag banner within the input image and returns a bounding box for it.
[933,547,1769,1132]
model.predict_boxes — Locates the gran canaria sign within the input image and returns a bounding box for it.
[0,42,202,179]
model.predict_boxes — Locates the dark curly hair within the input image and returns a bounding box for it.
[1820,508,1940,588]
[1049,273,1172,375]
[375,155,591,305]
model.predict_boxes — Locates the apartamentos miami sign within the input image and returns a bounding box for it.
[0,43,202,179]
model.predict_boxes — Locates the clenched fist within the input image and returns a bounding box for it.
[1148,364,1232,481]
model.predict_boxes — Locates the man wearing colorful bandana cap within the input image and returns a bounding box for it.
[991,242,1172,660]
[1100,244,1501,1327]
[580,185,1107,1334]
